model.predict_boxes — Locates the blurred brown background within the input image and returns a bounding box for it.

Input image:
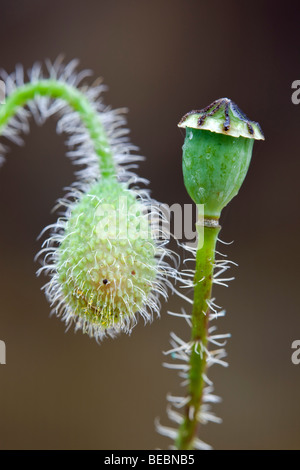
[0,0,299,450]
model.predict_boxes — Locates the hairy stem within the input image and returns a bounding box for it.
[0,79,116,178]
[176,222,220,450]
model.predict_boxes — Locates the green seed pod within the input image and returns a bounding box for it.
[178,98,264,218]
[162,98,265,450]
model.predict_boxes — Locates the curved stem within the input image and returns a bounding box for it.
[175,222,220,450]
[0,79,116,179]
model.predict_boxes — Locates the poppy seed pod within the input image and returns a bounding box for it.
[178,98,264,218]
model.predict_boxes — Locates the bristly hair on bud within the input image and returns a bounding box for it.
[0,57,177,341]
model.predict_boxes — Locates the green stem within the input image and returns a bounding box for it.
[175,221,220,450]
[0,79,116,179]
